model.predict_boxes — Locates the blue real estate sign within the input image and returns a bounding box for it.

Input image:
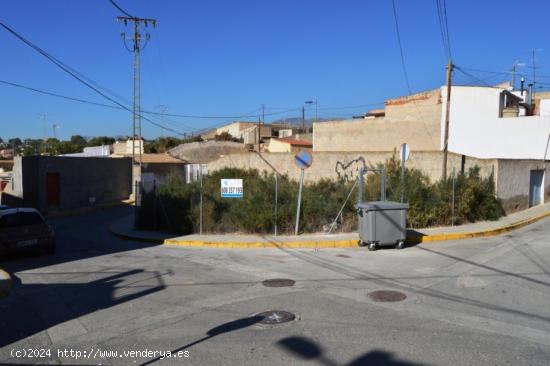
[221,179,243,198]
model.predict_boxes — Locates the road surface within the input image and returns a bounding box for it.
[1,206,550,365]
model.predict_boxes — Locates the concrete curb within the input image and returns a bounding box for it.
[0,268,13,299]
[163,238,358,249]
[407,210,550,244]
[162,210,550,249]
[108,223,166,244]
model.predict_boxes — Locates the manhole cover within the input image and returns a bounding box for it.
[262,278,295,287]
[257,310,296,324]
[367,290,407,302]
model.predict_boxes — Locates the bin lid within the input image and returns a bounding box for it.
[356,201,409,210]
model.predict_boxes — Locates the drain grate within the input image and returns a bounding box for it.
[257,310,296,324]
[367,290,407,302]
[262,278,295,287]
[336,254,351,258]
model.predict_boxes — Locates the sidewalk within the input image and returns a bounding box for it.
[0,268,12,299]
[110,201,550,249]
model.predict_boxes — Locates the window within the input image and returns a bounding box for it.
[0,212,45,228]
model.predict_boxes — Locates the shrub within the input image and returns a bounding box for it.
[137,158,504,234]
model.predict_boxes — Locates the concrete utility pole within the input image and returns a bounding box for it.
[511,61,524,89]
[52,123,59,140]
[301,106,305,132]
[156,104,168,128]
[117,15,157,181]
[442,59,454,180]
[257,115,261,152]
[39,113,47,154]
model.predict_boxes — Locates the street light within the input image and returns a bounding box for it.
[304,99,317,133]
[52,123,60,140]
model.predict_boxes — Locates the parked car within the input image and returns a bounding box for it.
[0,208,56,256]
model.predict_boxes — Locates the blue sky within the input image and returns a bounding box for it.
[1,0,549,140]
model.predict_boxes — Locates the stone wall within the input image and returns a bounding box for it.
[208,151,497,184]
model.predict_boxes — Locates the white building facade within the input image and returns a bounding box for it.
[442,85,550,211]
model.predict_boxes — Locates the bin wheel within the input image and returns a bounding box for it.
[358,240,367,247]
[396,240,405,250]
[368,243,377,251]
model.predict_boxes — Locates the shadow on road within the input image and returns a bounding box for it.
[277,336,426,366]
[140,315,265,365]
[0,268,166,349]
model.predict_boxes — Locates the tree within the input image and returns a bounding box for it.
[87,136,115,147]
[70,135,87,147]
[8,138,22,147]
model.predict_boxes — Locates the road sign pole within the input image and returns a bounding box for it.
[295,168,305,235]
[401,149,406,203]
[275,174,278,236]
[199,168,203,235]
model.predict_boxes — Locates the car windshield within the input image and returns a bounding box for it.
[0,212,45,228]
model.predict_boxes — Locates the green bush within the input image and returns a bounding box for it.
[137,158,504,234]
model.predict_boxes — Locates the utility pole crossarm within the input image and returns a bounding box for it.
[117,16,157,25]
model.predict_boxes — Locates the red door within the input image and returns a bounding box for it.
[46,173,60,206]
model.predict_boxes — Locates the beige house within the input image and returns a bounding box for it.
[112,139,144,155]
[313,89,442,152]
[267,138,313,153]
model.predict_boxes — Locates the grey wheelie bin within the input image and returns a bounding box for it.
[356,201,409,251]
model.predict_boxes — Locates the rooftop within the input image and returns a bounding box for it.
[273,137,313,147]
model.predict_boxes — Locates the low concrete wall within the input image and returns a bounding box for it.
[208,151,497,184]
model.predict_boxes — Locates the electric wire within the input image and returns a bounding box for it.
[390,0,436,142]
[0,21,186,136]
[108,0,134,18]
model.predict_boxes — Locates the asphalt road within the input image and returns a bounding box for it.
[1,206,550,365]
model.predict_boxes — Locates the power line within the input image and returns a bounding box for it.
[435,0,452,60]
[109,0,134,18]
[454,66,509,88]
[390,0,436,143]
[0,21,186,137]
[391,0,413,95]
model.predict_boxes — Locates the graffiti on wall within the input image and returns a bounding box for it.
[335,156,366,182]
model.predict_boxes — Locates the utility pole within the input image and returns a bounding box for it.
[117,15,157,184]
[257,115,261,152]
[511,61,524,89]
[52,123,59,140]
[39,113,47,154]
[301,106,305,132]
[156,104,168,128]
[531,49,539,101]
[442,59,454,180]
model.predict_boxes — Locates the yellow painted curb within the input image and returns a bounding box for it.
[407,210,550,244]
[163,239,358,249]
[0,268,13,299]
[162,210,550,249]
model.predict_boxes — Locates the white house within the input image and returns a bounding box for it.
[442,85,550,210]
